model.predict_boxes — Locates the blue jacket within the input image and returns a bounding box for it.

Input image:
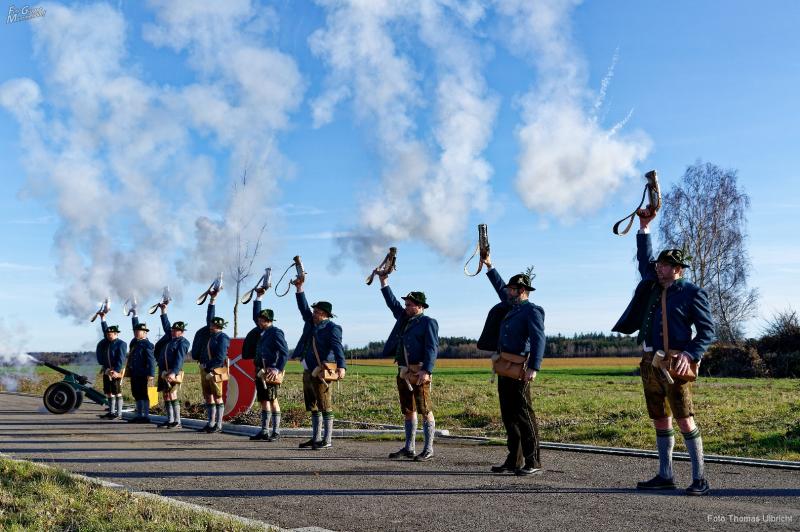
[612,232,716,361]
[256,327,289,371]
[97,320,127,372]
[253,300,289,370]
[292,292,345,370]
[486,268,546,371]
[380,286,439,373]
[158,313,188,375]
[127,316,155,378]
[203,303,230,371]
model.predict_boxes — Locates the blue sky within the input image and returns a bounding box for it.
[1,1,798,353]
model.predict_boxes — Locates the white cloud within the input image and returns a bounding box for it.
[0,1,303,320]
[311,0,498,265]
[498,0,652,219]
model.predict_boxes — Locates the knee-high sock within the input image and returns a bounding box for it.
[682,428,705,480]
[322,412,334,445]
[656,428,675,479]
[311,412,322,441]
[422,419,435,452]
[206,403,215,425]
[272,411,281,435]
[172,400,181,424]
[215,403,225,428]
[115,396,124,416]
[134,400,141,418]
[404,417,417,451]
[260,410,270,431]
[166,399,175,423]
[142,399,150,418]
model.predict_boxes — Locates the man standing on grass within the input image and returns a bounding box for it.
[199,289,230,434]
[249,288,290,441]
[292,275,346,450]
[126,312,156,424]
[96,315,127,420]
[613,207,716,496]
[480,254,545,476]
[376,272,439,462]
[156,302,189,428]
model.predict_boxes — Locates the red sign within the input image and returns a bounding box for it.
[222,338,256,420]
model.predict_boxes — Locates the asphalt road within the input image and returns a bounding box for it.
[1,393,798,531]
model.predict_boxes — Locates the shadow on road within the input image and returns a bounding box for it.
[155,486,800,498]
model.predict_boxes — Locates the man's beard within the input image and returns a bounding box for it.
[509,295,523,305]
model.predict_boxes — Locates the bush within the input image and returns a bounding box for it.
[758,309,800,354]
[760,351,800,378]
[700,343,767,378]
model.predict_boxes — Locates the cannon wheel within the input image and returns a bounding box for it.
[72,391,84,411]
[43,382,78,414]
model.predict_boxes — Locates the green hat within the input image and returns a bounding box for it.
[134,322,149,332]
[171,321,188,331]
[504,273,535,292]
[652,248,691,268]
[211,317,228,329]
[257,309,276,322]
[401,291,429,308]
[106,325,121,334]
[311,301,335,318]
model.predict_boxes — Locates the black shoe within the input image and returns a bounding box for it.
[197,424,212,433]
[250,431,269,441]
[140,418,151,424]
[389,448,415,459]
[168,421,181,428]
[269,433,280,441]
[156,420,172,428]
[636,474,677,490]
[210,425,223,433]
[99,412,116,419]
[413,449,434,462]
[515,465,542,476]
[490,462,517,474]
[312,441,332,450]
[112,415,122,420]
[299,438,317,449]
[685,478,710,496]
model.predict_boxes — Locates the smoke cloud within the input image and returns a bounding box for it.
[497,0,651,218]
[0,1,303,320]
[311,0,498,266]
[0,319,35,392]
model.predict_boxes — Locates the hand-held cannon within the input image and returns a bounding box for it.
[464,224,490,277]
[366,247,397,285]
[612,170,662,236]
[275,256,306,297]
[40,361,109,414]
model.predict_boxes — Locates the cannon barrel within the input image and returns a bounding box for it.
[41,361,89,385]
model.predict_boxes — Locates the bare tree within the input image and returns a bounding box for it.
[658,161,758,341]
[227,167,267,337]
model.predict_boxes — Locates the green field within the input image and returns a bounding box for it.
[5,357,799,460]
[0,457,273,531]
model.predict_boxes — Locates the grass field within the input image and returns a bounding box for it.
[0,457,273,531]
[4,357,799,460]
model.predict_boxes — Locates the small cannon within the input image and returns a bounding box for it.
[40,362,108,414]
